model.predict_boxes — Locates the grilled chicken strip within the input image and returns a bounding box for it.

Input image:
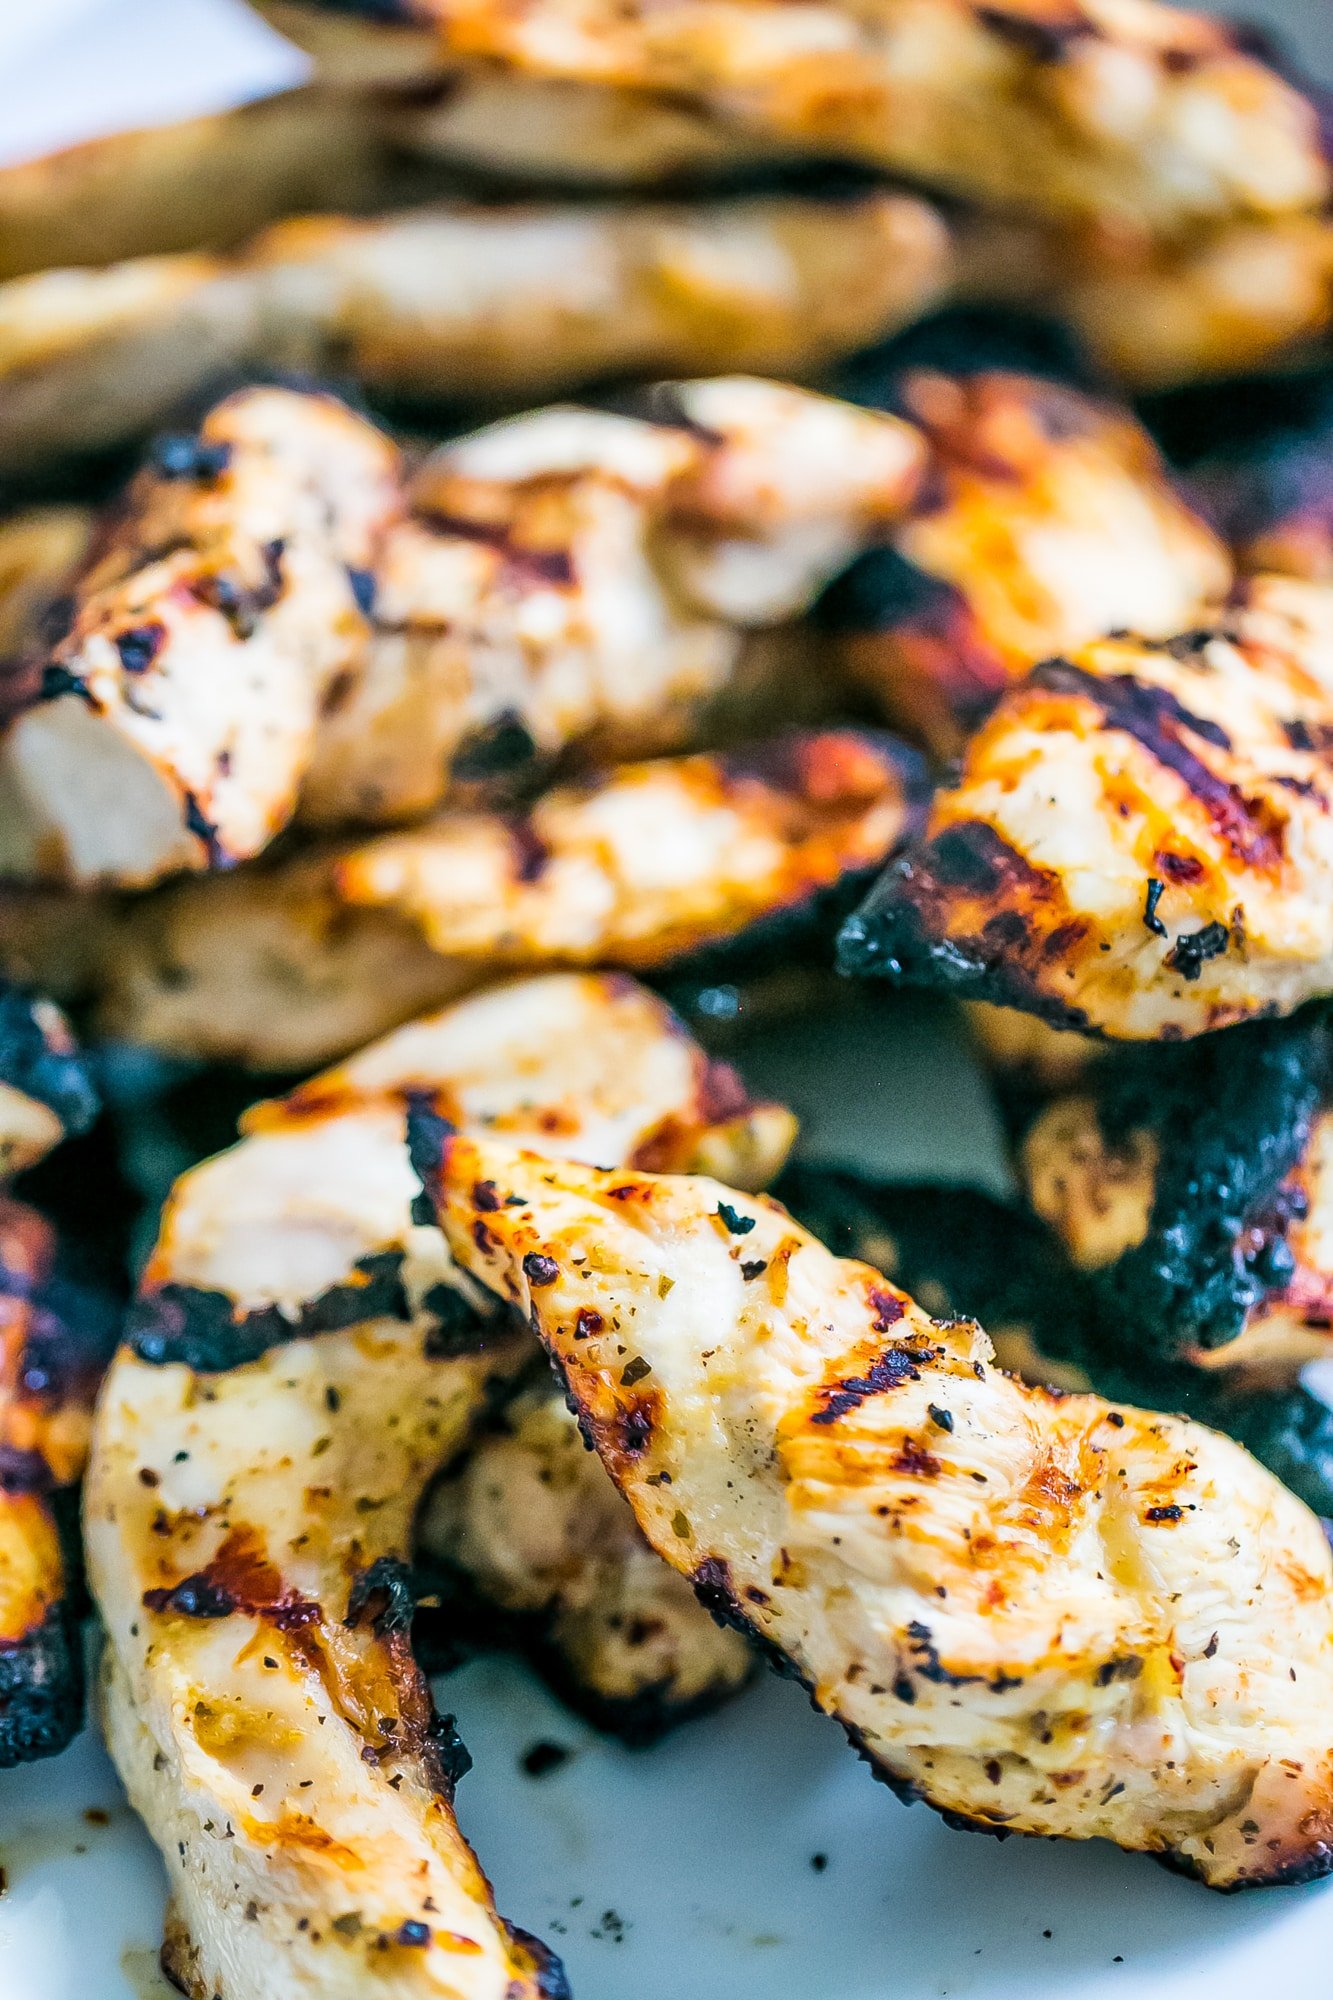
[265,0,1330,239]
[840,574,1333,1038]
[92,730,925,1067]
[0,1195,120,1765]
[304,382,924,825]
[0,88,397,284]
[87,970,790,1998]
[0,389,401,888]
[0,192,951,474]
[420,1130,1333,1890]
[417,1375,756,1739]
[817,369,1229,753]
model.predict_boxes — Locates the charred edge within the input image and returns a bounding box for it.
[127,1251,411,1371]
[345,1557,417,1638]
[36,662,95,708]
[813,549,1007,738]
[1061,1007,1328,1361]
[405,1095,455,1214]
[0,986,98,1135]
[1030,658,1285,872]
[1154,1838,1333,1893]
[420,1280,509,1358]
[838,824,1095,1032]
[0,1593,83,1768]
[502,1923,572,2000]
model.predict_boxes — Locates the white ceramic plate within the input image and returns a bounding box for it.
[5,3,1333,1993]
[4,993,1333,2000]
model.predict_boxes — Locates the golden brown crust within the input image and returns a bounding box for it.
[841,576,1333,1038]
[825,370,1229,754]
[265,0,1331,237]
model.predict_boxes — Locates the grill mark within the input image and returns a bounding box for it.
[142,1529,319,1629]
[1030,658,1286,870]
[812,1344,922,1425]
[417,510,577,589]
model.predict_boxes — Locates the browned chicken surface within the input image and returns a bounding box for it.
[822,369,1230,753]
[419,1131,1333,1890]
[840,575,1333,1038]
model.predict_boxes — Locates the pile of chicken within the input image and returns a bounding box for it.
[6,0,1333,1991]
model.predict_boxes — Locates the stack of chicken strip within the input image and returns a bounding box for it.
[5,10,1333,1970]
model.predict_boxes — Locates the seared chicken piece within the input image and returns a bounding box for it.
[817,370,1229,754]
[87,970,790,1997]
[418,1376,756,1740]
[0,192,949,475]
[1016,1010,1333,1379]
[96,730,925,1067]
[0,389,401,888]
[0,983,97,1178]
[265,0,1330,238]
[304,382,925,824]
[0,88,395,283]
[421,1131,1333,1890]
[0,1196,120,1765]
[841,575,1333,1038]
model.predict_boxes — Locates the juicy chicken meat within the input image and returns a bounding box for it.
[0,983,97,1179]
[0,193,952,472]
[418,1377,755,1739]
[93,730,926,1068]
[420,1132,1333,1890]
[819,369,1230,753]
[265,0,1330,239]
[304,383,925,826]
[0,389,401,888]
[0,1196,120,1765]
[840,574,1333,1038]
[87,970,792,1998]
